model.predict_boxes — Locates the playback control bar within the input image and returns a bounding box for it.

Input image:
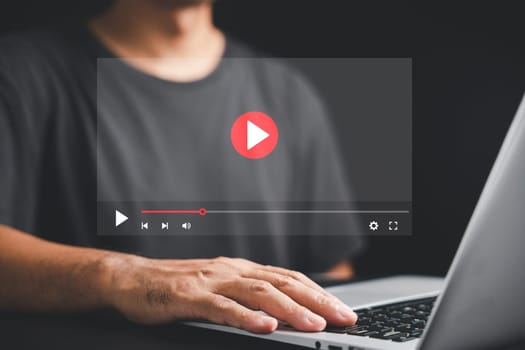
[98,201,412,236]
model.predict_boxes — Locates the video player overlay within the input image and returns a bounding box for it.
[96,58,411,236]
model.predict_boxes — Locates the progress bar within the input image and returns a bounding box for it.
[141,208,207,216]
[141,209,410,215]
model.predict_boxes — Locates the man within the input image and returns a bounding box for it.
[0,0,362,333]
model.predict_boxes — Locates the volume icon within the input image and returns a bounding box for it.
[182,222,192,230]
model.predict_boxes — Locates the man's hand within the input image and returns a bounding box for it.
[104,255,358,333]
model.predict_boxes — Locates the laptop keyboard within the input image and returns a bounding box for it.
[325,296,437,342]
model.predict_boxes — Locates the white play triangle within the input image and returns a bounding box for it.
[115,210,128,227]
[247,120,270,150]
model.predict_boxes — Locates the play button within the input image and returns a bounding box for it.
[231,111,278,159]
[115,210,128,227]
[247,121,269,150]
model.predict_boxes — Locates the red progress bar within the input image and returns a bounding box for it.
[141,208,207,216]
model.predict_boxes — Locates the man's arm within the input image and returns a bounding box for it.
[0,225,112,312]
[0,225,357,333]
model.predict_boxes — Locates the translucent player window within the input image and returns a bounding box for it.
[96,58,412,236]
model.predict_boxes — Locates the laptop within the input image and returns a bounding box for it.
[186,95,525,350]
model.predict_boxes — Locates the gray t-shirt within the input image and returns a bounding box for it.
[0,26,363,273]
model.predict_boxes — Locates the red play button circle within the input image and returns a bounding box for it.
[230,111,279,159]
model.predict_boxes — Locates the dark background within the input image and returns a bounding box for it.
[1,0,524,278]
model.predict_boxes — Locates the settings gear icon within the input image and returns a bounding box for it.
[369,221,379,231]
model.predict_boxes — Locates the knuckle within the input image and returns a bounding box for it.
[221,276,244,292]
[198,267,215,278]
[213,257,232,269]
[297,271,309,280]
[213,295,235,312]
[237,308,251,323]
[288,271,306,281]
[315,292,331,307]
[283,302,301,316]
[215,256,243,269]
[249,280,272,294]
[273,275,295,289]
[215,256,230,264]
[232,257,251,266]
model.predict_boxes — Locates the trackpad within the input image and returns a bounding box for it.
[325,275,444,308]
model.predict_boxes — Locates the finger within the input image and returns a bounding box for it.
[245,270,357,326]
[259,265,326,293]
[219,278,327,332]
[258,265,351,308]
[195,293,278,334]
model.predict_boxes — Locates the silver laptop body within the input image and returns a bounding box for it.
[187,95,525,350]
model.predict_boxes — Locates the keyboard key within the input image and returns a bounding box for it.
[347,328,371,335]
[411,330,423,337]
[395,324,414,332]
[412,319,426,327]
[383,320,401,327]
[324,325,361,333]
[323,327,347,334]
[391,335,416,342]
[362,330,379,337]
[368,323,386,331]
